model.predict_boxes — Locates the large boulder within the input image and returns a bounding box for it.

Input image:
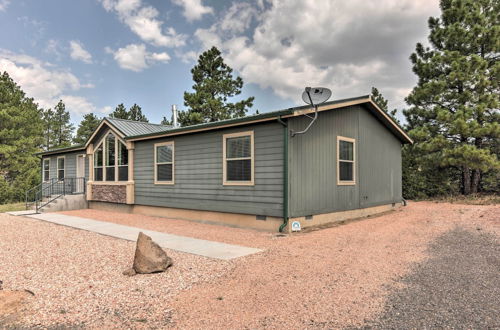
[131,232,173,274]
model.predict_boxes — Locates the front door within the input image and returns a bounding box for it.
[76,155,85,192]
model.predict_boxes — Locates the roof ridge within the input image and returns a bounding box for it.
[105,117,171,127]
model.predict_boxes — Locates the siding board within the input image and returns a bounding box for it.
[134,122,284,217]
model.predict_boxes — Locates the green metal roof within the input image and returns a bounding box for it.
[126,95,373,141]
[35,144,85,156]
[105,117,172,137]
[38,95,411,157]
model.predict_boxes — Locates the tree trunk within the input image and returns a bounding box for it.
[471,169,481,194]
[462,166,471,195]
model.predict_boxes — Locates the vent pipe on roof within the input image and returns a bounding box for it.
[171,104,179,128]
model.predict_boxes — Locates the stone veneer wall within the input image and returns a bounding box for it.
[91,184,127,204]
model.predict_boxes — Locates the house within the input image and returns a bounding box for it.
[35,95,413,232]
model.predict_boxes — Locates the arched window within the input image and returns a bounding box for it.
[94,132,128,182]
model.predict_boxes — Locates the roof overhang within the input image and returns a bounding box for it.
[126,96,413,144]
[36,145,86,157]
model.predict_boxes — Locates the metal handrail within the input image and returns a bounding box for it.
[25,177,86,212]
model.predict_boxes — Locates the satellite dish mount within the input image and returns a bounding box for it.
[291,87,332,137]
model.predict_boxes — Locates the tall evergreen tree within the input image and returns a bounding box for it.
[52,100,74,148]
[110,103,128,119]
[41,108,56,150]
[404,0,499,195]
[371,87,399,123]
[180,46,254,126]
[0,71,44,203]
[161,116,172,126]
[128,103,148,122]
[110,103,148,122]
[74,113,101,144]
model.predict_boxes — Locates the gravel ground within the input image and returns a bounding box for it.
[1,201,499,329]
[0,214,233,328]
[360,227,500,329]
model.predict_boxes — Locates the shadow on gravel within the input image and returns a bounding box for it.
[359,227,500,329]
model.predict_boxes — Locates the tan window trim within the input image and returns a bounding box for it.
[93,130,129,183]
[223,131,254,186]
[43,158,50,182]
[154,141,175,185]
[337,136,356,186]
[56,155,65,180]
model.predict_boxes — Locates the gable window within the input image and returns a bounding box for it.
[43,158,50,182]
[93,131,128,182]
[223,131,254,185]
[337,136,355,185]
[105,133,116,181]
[94,143,103,181]
[154,142,174,184]
[57,156,65,180]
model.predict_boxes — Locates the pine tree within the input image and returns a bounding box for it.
[41,108,56,150]
[52,100,74,148]
[74,113,101,144]
[180,46,254,126]
[110,103,128,119]
[161,116,172,126]
[128,103,148,122]
[404,0,500,195]
[110,103,149,122]
[371,87,399,123]
[0,71,44,203]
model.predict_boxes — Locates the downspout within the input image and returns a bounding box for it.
[277,117,289,233]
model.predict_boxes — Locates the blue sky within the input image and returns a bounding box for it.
[0,0,440,125]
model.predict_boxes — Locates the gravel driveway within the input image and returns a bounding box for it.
[1,201,499,328]
[361,227,500,329]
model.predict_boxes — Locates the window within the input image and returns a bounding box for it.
[57,156,65,180]
[94,143,103,181]
[154,142,174,184]
[337,136,355,185]
[223,131,254,185]
[43,158,50,182]
[105,133,116,181]
[92,131,128,182]
[118,141,128,181]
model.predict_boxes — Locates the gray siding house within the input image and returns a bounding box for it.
[37,95,412,232]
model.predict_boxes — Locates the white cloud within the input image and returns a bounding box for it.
[69,40,93,64]
[110,43,170,72]
[0,0,10,11]
[194,0,440,110]
[99,0,186,47]
[0,49,98,116]
[44,39,63,59]
[171,0,213,22]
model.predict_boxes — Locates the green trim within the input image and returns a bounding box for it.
[126,95,371,141]
[278,117,289,233]
[35,145,85,156]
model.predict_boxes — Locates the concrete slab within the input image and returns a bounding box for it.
[25,213,262,260]
[5,210,39,216]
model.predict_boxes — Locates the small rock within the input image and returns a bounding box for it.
[132,232,173,274]
[122,268,137,277]
[0,280,3,290]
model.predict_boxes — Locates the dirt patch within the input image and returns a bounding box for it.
[4,201,499,328]
[0,290,34,325]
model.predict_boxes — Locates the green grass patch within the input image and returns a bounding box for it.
[0,202,26,213]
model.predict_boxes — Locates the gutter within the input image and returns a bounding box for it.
[277,116,289,233]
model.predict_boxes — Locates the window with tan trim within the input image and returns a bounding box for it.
[57,156,65,180]
[43,158,50,182]
[154,141,174,184]
[337,136,355,185]
[223,131,254,185]
[93,131,128,182]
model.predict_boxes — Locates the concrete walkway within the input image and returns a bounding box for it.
[17,212,262,260]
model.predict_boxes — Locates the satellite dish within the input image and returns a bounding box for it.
[302,87,332,105]
[291,87,332,137]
